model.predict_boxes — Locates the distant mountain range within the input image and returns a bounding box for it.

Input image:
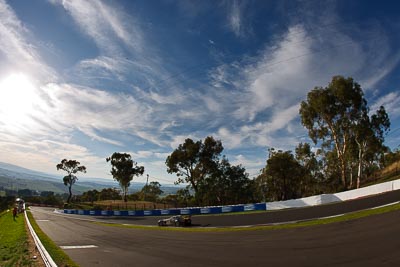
[0,161,180,195]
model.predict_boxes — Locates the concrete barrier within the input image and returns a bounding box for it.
[334,180,393,201]
[392,179,400,190]
[265,179,400,210]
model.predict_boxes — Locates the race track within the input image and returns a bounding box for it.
[29,190,400,266]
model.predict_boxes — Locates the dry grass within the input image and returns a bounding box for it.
[381,161,400,175]
[92,200,175,210]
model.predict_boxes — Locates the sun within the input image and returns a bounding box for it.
[0,73,38,125]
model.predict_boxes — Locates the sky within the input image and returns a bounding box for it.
[0,0,400,185]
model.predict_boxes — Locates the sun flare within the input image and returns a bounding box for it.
[0,73,38,125]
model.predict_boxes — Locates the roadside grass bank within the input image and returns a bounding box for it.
[94,202,400,232]
[0,210,37,267]
[26,210,79,267]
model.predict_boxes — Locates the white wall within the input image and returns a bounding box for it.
[266,178,400,210]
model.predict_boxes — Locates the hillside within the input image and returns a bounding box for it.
[0,162,181,195]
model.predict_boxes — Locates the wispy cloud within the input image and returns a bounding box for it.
[226,0,251,38]
[58,0,143,55]
[371,92,400,119]
[0,0,57,81]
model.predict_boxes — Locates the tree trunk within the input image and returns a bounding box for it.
[349,168,353,189]
[67,185,72,203]
[340,159,347,188]
[356,141,366,189]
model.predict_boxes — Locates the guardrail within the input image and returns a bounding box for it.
[25,210,57,267]
[63,178,400,216]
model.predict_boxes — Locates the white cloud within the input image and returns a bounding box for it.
[361,52,400,90]
[233,25,312,121]
[206,19,399,155]
[0,138,108,178]
[371,92,400,119]
[230,154,264,177]
[0,0,57,81]
[59,0,143,55]
[226,0,250,38]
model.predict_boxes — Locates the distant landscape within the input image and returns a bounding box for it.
[0,161,181,196]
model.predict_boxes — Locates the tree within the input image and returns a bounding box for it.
[81,189,99,204]
[176,187,195,207]
[295,143,323,196]
[197,157,252,205]
[261,150,303,201]
[106,153,144,202]
[99,188,121,201]
[140,181,164,202]
[17,189,33,197]
[352,106,390,188]
[300,76,374,189]
[166,136,223,197]
[56,159,86,203]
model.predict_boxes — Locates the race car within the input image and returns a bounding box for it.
[158,215,192,227]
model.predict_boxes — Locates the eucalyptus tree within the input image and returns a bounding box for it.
[106,152,144,202]
[56,159,87,203]
[166,136,223,197]
[295,142,323,196]
[352,106,390,188]
[299,76,389,189]
[197,157,251,205]
[260,150,303,201]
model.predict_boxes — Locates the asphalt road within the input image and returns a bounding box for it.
[29,190,400,267]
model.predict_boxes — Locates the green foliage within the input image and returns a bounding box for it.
[141,181,163,202]
[295,143,324,196]
[56,159,86,203]
[24,194,64,207]
[106,152,144,202]
[0,196,15,212]
[81,189,99,204]
[166,136,223,195]
[17,189,33,197]
[299,75,390,189]
[197,158,254,205]
[262,150,303,201]
[99,187,122,201]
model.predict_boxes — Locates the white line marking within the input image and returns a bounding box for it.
[60,245,98,250]
[36,220,50,222]
[370,201,400,209]
[319,214,345,219]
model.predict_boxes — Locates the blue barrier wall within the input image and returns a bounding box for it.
[64,203,267,217]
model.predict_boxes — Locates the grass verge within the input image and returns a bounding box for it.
[26,210,79,267]
[94,202,400,232]
[0,210,36,266]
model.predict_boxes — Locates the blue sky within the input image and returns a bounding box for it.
[0,0,399,184]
